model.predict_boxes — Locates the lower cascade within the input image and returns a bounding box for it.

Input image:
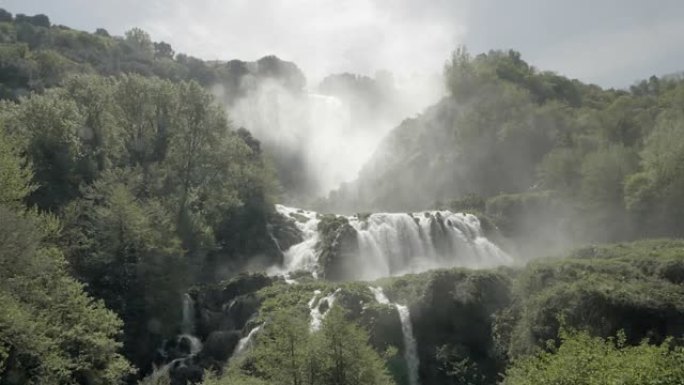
[309,289,340,331]
[370,287,420,385]
[232,324,262,359]
[272,204,512,280]
[148,294,203,383]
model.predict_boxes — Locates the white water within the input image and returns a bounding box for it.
[370,287,419,385]
[232,325,262,359]
[397,304,419,385]
[269,205,321,276]
[274,204,512,280]
[229,81,385,197]
[148,295,203,382]
[309,289,340,332]
[181,293,196,334]
[178,334,203,355]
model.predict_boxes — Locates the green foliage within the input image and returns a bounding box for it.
[216,306,394,385]
[504,330,684,385]
[0,68,277,376]
[0,126,33,205]
[316,215,358,280]
[0,132,132,383]
[328,47,684,249]
[499,240,684,359]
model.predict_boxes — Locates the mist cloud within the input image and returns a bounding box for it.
[4,0,684,86]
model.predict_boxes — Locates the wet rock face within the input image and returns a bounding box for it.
[410,270,512,385]
[316,215,360,281]
[269,211,304,252]
[192,274,273,338]
[168,357,203,385]
[361,304,404,353]
[154,274,274,385]
[203,330,241,362]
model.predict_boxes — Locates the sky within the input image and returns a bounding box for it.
[2,0,684,88]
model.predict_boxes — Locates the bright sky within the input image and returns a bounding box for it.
[2,0,684,88]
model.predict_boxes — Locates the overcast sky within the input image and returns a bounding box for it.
[2,0,684,88]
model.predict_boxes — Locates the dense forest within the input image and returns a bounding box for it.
[2,8,684,385]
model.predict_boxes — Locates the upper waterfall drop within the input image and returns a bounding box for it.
[272,204,513,280]
[181,293,196,335]
[228,81,393,199]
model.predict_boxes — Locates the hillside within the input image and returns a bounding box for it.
[179,239,684,385]
[3,7,684,385]
[324,48,684,257]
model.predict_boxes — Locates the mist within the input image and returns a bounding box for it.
[6,3,684,385]
[213,61,444,202]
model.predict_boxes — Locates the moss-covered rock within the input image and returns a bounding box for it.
[501,240,684,359]
[268,211,304,252]
[203,330,241,363]
[316,215,359,280]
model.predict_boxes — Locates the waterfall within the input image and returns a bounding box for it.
[274,205,512,280]
[370,287,420,385]
[269,205,321,277]
[181,293,195,335]
[232,325,262,359]
[177,293,202,357]
[369,286,390,304]
[229,81,390,197]
[397,304,419,385]
[309,289,340,332]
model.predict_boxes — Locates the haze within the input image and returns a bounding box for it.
[4,0,684,87]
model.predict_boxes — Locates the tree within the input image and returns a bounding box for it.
[217,306,394,385]
[504,330,684,385]
[625,89,684,235]
[251,309,312,385]
[319,307,394,385]
[154,41,174,59]
[94,28,110,37]
[61,168,186,369]
[0,127,33,206]
[125,27,153,59]
[0,89,86,209]
[0,8,12,23]
[0,126,132,384]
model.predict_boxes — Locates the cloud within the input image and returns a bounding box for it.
[3,0,684,87]
[132,0,467,82]
[531,19,684,87]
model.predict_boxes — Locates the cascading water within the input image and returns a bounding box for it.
[269,205,322,276]
[148,294,203,382]
[274,205,512,281]
[232,325,262,359]
[181,293,196,334]
[179,293,202,354]
[370,287,420,385]
[396,304,419,385]
[309,289,340,332]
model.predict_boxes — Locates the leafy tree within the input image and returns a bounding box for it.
[625,89,684,235]
[319,307,394,385]
[154,41,174,59]
[0,8,12,22]
[61,168,187,370]
[125,28,153,60]
[0,89,86,209]
[0,126,132,384]
[251,309,312,385]
[504,330,684,385]
[0,127,33,206]
[217,306,394,385]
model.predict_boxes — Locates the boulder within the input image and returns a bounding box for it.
[203,330,241,362]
